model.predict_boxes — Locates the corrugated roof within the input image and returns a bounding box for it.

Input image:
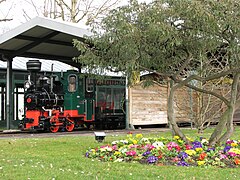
[0,57,76,72]
[0,17,91,67]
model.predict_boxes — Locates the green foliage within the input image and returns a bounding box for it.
[74,0,240,79]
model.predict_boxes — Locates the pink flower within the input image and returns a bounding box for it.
[228,152,237,157]
[130,144,139,149]
[219,154,228,159]
[172,157,180,162]
[149,145,155,150]
[126,150,137,156]
[144,144,155,150]
[226,139,233,144]
[185,144,192,150]
[112,145,118,150]
[167,142,178,147]
[167,142,181,152]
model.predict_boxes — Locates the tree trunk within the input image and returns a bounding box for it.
[208,108,229,145]
[167,81,189,144]
[217,72,240,143]
[218,106,234,143]
[209,72,240,145]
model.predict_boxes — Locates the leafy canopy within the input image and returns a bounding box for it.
[74,0,240,80]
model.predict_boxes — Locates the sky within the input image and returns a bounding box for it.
[0,0,151,34]
[0,0,151,72]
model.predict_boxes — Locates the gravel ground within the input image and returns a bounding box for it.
[0,127,170,139]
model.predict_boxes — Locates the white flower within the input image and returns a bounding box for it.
[201,139,209,144]
[111,140,119,145]
[106,147,113,151]
[119,147,128,153]
[152,142,164,149]
[120,140,129,144]
[114,158,124,162]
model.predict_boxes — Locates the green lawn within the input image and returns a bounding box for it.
[0,127,239,180]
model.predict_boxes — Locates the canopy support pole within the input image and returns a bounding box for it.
[6,57,13,130]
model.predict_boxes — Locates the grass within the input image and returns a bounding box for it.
[0,127,239,180]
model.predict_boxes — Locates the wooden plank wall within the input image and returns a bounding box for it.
[129,83,168,125]
[129,83,195,126]
[129,81,240,127]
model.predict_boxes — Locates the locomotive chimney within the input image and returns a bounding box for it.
[26,60,41,73]
[26,60,42,87]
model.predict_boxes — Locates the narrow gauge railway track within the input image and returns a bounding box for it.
[0,128,169,139]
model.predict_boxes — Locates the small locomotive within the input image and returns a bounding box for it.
[19,60,126,132]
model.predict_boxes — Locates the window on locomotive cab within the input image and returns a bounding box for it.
[68,75,77,92]
[86,78,94,92]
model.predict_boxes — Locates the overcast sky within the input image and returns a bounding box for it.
[0,0,151,34]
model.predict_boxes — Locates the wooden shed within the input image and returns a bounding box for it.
[128,82,195,127]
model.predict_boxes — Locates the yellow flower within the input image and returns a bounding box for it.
[100,148,106,152]
[178,140,184,144]
[197,161,205,166]
[231,143,238,147]
[174,136,180,140]
[114,151,121,156]
[229,148,240,155]
[186,137,194,142]
[128,144,133,148]
[133,140,138,145]
[136,134,143,139]
[195,148,203,152]
[127,134,133,138]
[185,150,196,156]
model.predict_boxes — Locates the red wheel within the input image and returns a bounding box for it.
[65,123,74,132]
[49,116,60,133]
[65,118,74,132]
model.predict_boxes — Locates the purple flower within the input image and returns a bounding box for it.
[85,152,89,157]
[142,151,151,156]
[178,152,188,160]
[177,161,189,166]
[147,156,158,163]
[223,146,232,153]
[207,147,215,152]
[192,141,202,149]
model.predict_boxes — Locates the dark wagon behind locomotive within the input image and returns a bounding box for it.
[19,60,126,132]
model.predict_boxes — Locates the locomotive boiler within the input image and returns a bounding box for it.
[19,60,126,132]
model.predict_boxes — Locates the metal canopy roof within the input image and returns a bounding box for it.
[0,16,91,68]
[0,17,91,129]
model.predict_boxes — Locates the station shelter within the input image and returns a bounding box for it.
[0,17,90,130]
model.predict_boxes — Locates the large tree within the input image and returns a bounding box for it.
[0,0,13,22]
[74,0,240,145]
[21,0,122,24]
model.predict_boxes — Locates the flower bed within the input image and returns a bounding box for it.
[85,133,240,168]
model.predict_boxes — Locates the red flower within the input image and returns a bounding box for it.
[234,158,240,165]
[198,152,207,160]
[185,144,192,150]
[176,146,181,152]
